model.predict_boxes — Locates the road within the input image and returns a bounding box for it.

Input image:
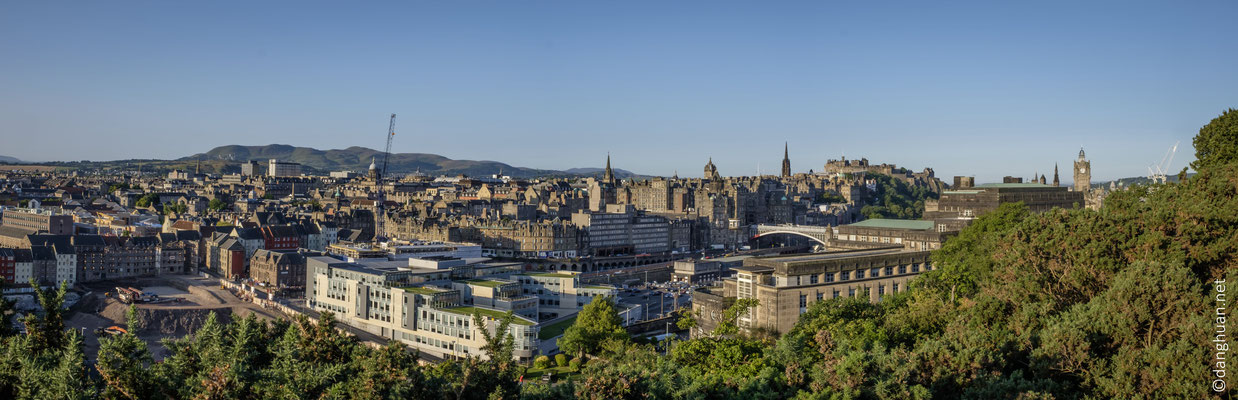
[617,288,692,321]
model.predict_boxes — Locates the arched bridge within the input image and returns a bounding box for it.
[752,224,832,246]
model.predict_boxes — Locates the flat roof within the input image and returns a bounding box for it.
[463,279,509,288]
[525,273,576,278]
[975,183,1052,188]
[751,248,908,265]
[401,286,444,295]
[538,316,576,340]
[942,190,983,195]
[731,265,774,273]
[846,219,934,230]
[710,255,753,263]
[443,306,534,325]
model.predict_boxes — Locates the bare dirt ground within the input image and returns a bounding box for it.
[67,274,284,361]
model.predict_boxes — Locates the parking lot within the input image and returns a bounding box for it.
[617,281,696,320]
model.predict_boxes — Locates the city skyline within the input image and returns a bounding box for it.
[3,1,1235,183]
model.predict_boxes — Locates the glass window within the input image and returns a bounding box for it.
[799,294,807,308]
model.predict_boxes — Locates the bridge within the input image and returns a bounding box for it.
[752,224,832,246]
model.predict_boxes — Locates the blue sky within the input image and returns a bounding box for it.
[1,1,1234,183]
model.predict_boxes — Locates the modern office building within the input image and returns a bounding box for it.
[305,255,619,361]
[267,159,302,177]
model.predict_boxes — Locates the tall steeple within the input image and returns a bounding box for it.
[603,153,615,184]
[1053,163,1060,187]
[781,142,791,177]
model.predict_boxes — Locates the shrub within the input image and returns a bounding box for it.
[533,355,550,369]
[555,353,568,367]
[569,357,582,371]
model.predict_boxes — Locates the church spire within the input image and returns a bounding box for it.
[1053,163,1060,187]
[603,153,615,183]
[781,142,792,178]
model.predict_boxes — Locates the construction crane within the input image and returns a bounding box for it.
[1146,141,1179,184]
[375,114,396,241]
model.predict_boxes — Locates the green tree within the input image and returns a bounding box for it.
[134,193,159,208]
[1191,107,1238,171]
[712,298,759,337]
[207,198,228,211]
[162,203,188,215]
[22,281,69,353]
[96,323,153,399]
[559,296,629,359]
[859,174,938,219]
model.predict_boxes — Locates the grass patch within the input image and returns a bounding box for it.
[401,286,441,295]
[462,279,507,288]
[538,316,576,340]
[445,306,534,326]
[524,365,580,381]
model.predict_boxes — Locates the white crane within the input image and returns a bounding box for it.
[1146,141,1179,184]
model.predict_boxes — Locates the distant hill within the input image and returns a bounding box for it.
[182,144,648,179]
[561,167,645,179]
[0,155,20,163]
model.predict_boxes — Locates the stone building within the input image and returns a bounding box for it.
[694,248,932,335]
[830,219,952,252]
[250,249,309,292]
[0,207,73,235]
[924,183,1084,231]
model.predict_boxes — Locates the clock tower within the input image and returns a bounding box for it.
[1073,148,1091,193]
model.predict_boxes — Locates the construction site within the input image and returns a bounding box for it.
[66,274,285,360]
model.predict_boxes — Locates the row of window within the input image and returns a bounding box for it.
[799,283,904,307]
[803,264,929,285]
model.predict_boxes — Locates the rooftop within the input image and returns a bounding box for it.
[463,279,509,288]
[538,316,576,340]
[976,183,1054,189]
[401,286,444,295]
[846,218,934,230]
[444,306,534,325]
[526,273,576,279]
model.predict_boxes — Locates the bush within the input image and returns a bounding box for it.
[554,353,568,367]
[533,355,550,369]
[569,357,582,371]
